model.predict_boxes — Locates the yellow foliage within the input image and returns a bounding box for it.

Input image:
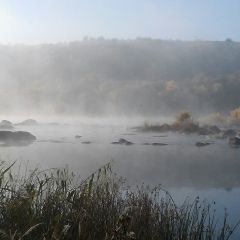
[231,107,240,119]
[175,110,191,123]
[206,112,227,125]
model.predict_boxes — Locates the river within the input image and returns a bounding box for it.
[1,119,240,238]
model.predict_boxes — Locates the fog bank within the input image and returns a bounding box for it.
[1,38,240,119]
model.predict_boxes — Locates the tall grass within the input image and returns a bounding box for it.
[141,110,200,133]
[0,160,238,239]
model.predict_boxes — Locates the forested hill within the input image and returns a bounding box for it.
[0,39,240,117]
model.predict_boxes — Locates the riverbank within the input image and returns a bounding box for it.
[0,161,239,239]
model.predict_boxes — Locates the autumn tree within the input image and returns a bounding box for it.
[175,110,191,123]
[231,107,240,120]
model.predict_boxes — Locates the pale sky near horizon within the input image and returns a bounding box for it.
[0,0,240,44]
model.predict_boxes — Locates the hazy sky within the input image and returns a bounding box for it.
[0,0,240,44]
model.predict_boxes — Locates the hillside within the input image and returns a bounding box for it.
[0,39,240,117]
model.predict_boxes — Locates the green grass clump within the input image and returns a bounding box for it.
[0,160,238,239]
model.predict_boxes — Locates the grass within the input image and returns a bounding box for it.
[140,120,199,133]
[140,111,200,133]
[0,160,239,239]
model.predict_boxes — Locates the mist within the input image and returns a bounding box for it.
[1,38,240,121]
[1,37,240,239]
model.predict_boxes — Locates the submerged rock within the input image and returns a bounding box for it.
[16,119,38,126]
[198,128,213,136]
[75,135,81,138]
[198,125,222,136]
[151,143,168,146]
[0,131,36,142]
[228,137,240,145]
[195,142,210,147]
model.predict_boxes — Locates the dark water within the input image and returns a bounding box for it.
[1,122,240,238]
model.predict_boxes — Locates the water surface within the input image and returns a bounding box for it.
[1,121,240,238]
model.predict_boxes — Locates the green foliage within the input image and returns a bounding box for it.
[0,160,238,239]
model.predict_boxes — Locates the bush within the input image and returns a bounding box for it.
[171,119,199,133]
[175,110,191,123]
[229,107,240,126]
[172,110,199,132]
[140,111,200,133]
[205,112,227,126]
[231,107,240,119]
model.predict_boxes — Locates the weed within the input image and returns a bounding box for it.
[0,161,238,239]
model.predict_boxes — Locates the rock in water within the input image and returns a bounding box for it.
[118,138,134,145]
[220,129,236,138]
[151,143,168,146]
[1,120,12,126]
[195,142,210,147]
[208,125,221,134]
[0,131,36,142]
[0,125,14,130]
[16,119,38,126]
[228,137,240,145]
[198,128,213,136]
[111,138,134,145]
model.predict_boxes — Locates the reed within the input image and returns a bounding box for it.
[0,160,238,239]
[140,110,200,133]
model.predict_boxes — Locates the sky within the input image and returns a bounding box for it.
[0,0,240,44]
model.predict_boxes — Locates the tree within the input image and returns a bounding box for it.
[231,107,240,119]
[225,38,233,43]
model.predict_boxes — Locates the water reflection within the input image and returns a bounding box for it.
[228,143,240,149]
[0,123,239,190]
[1,123,239,238]
[114,144,240,189]
[0,141,33,147]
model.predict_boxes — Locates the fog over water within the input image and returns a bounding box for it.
[1,39,240,238]
[1,121,239,238]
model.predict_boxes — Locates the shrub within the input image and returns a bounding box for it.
[173,110,199,132]
[171,119,199,133]
[140,111,200,133]
[205,112,227,125]
[230,107,240,126]
[175,110,192,123]
[231,107,240,119]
